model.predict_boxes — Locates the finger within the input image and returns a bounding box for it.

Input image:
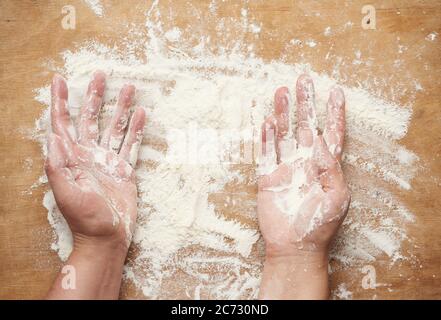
[315,137,350,223]
[274,87,294,162]
[295,74,317,148]
[323,86,345,162]
[51,74,76,144]
[101,84,136,151]
[45,134,81,203]
[46,133,68,170]
[119,107,146,167]
[78,71,106,146]
[274,87,290,139]
[314,136,346,192]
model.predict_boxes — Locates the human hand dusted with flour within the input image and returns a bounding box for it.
[258,74,350,300]
[46,72,145,299]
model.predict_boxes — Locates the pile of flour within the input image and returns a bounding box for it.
[33,1,418,299]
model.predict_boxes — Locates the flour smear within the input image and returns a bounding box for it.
[32,1,419,299]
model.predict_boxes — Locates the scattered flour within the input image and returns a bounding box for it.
[82,0,104,17]
[305,39,317,48]
[249,23,261,34]
[425,31,438,42]
[164,27,181,42]
[290,39,302,46]
[333,283,353,300]
[32,1,418,299]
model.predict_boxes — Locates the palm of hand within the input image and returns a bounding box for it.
[46,72,146,247]
[58,143,138,242]
[258,75,350,255]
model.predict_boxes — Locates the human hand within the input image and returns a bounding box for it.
[45,72,146,255]
[257,74,350,299]
[258,74,350,256]
[45,72,145,299]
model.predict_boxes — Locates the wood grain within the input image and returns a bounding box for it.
[0,0,440,299]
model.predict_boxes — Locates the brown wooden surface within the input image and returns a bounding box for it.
[0,0,440,299]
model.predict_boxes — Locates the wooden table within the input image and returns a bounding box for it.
[0,0,440,299]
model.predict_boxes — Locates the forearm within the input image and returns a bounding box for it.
[258,251,329,300]
[46,240,127,300]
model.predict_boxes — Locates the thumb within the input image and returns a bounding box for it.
[45,133,68,173]
[314,135,346,192]
[45,134,81,209]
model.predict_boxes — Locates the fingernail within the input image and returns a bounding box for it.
[296,74,315,102]
[132,107,147,128]
[330,86,345,108]
[93,70,106,79]
[119,84,136,105]
[91,71,106,97]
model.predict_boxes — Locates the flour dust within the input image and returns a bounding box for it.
[32,1,419,299]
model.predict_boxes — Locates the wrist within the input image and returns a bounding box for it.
[47,235,128,300]
[265,248,329,266]
[72,233,129,263]
[47,236,127,299]
[259,250,329,300]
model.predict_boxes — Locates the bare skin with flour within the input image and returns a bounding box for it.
[46,72,146,299]
[258,74,350,299]
[45,71,349,300]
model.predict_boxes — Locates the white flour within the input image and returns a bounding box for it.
[334,283,353,300]
[33,1,419,299]
[82,0,104,17]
